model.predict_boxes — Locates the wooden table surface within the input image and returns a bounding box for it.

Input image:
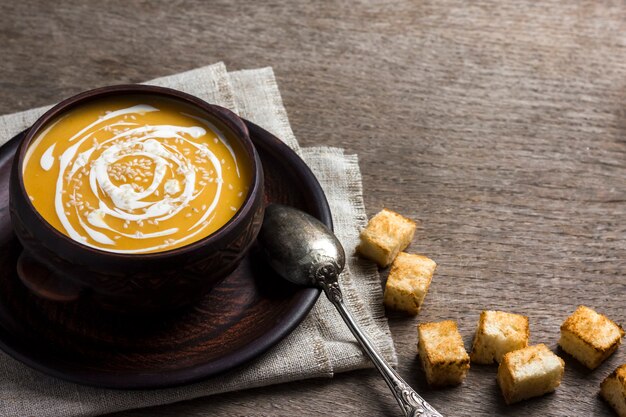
[1,1,625,415]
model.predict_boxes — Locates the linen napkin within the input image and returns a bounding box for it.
[0,62,397,417]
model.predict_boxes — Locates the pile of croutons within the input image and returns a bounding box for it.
[358,208,626,415]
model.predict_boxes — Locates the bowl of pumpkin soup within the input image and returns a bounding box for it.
[9,85,264,313]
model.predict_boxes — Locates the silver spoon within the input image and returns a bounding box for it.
[258,204,443,417]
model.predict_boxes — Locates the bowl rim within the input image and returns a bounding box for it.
[13,84,262,259]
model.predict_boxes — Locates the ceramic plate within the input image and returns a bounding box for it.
[0,120,330,389]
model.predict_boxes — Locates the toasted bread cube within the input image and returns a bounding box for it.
[558,305,624,369]
[358,208,416,267]
[470,310,529,364]
[497,344,564,404]
[418,320,470,386]
[601,364,626,417]
[383,252,436,315]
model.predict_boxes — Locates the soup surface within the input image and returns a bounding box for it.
[23,95,251,254]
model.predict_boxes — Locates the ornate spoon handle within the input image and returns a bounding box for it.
[318,276,443,417]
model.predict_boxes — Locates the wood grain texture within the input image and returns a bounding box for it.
[0,0,624,415]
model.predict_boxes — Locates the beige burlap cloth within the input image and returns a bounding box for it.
[0,62,396,417]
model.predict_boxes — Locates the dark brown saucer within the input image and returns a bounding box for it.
[0,121,330,389]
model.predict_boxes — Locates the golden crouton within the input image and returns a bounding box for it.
[558,305,624,369]
[358,208,416,267]
[383,252,436,315]
[417,320,470,387]
[470,310,529,364]
[601,364,626,417]
[497,344,564,404]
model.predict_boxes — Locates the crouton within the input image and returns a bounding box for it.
[497,344,564,404]
[417,320,470,387]
[358,208,416,267]
[601,364,626,417]
[383,252,436,315]
[470,310,529,364]
[558,305,624,369]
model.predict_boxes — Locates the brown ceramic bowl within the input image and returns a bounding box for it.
[9,85,264,314]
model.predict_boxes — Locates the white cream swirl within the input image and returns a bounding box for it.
[30,104,245,254]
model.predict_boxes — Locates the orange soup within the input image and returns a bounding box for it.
[23,95,251,254]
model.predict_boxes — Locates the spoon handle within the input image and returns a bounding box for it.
[320,280,443,417]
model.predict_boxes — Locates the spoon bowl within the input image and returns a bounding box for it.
[258,204,345,287]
